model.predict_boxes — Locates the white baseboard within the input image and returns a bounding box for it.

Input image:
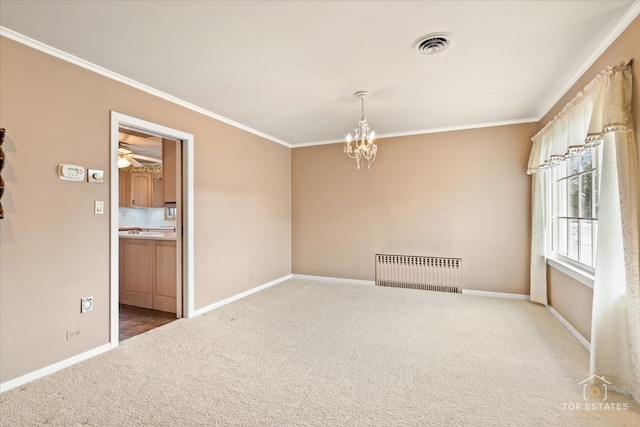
[291,274,375,286]
[190,274,293,318]
[546,305,591,352]
[1,275,292,393]
[292,276,533,299]
[0,343,112,393]
[462,289,530,300]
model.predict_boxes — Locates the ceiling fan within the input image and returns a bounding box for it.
[118,144,162,169]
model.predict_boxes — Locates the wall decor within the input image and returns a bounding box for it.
[0,127,5,219]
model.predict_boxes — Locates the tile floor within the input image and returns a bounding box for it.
[119,304,177,341]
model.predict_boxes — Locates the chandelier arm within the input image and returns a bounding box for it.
[345,150,359,160]
[362,147,377,161]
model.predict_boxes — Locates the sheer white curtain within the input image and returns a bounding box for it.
[527,61,640,402]
[529,172,547,305]
[528,86,594,306]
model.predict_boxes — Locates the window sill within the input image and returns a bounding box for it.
[547,257,594,289]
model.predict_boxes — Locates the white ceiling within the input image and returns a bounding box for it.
[1,1,638,146]
[119,129,163,164]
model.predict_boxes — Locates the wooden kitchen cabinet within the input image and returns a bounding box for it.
[153,241,177,312]
[119,172,163,208]
[119,238,177,313]
[130,173,152,207]
[119,239,154,309]
[151,173,164,207]
[162,139,177,204]
[119,171,130,207]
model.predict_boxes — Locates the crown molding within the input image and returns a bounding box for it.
[0,26,293,149]
[536,0,640,121]
[292,117,539,148]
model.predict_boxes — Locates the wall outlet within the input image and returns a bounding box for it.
[81,296,94,313]
[67,329,83,340]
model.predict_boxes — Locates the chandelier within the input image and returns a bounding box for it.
[344,91,377,169]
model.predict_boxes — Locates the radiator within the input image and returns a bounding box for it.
[375,254,462,293]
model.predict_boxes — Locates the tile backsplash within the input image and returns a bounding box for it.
[119,207,176,228]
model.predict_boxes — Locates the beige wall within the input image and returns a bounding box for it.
[541,15,640,340]
[292,123,536,294]
[548,268,593,342]
[0,37,291,383]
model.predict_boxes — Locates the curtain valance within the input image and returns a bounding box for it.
[527,60,633,174]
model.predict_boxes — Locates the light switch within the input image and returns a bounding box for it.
[94,200,104,215]
[87,169,104,184]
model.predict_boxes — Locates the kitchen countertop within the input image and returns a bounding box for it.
[119,226,176,231]
[119,231,177,241]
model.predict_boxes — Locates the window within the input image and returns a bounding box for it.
[547,146,600,271]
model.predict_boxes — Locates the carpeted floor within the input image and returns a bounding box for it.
[1,279,638,426]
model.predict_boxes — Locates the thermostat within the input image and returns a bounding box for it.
[58,164,85,181]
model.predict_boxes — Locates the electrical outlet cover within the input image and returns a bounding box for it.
[67,330,82,340]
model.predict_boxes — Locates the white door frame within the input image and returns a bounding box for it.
[109,111,195,347]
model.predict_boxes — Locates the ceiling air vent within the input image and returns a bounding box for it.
[412,32,453,55]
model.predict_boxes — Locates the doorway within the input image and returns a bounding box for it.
[109,112,194,347]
